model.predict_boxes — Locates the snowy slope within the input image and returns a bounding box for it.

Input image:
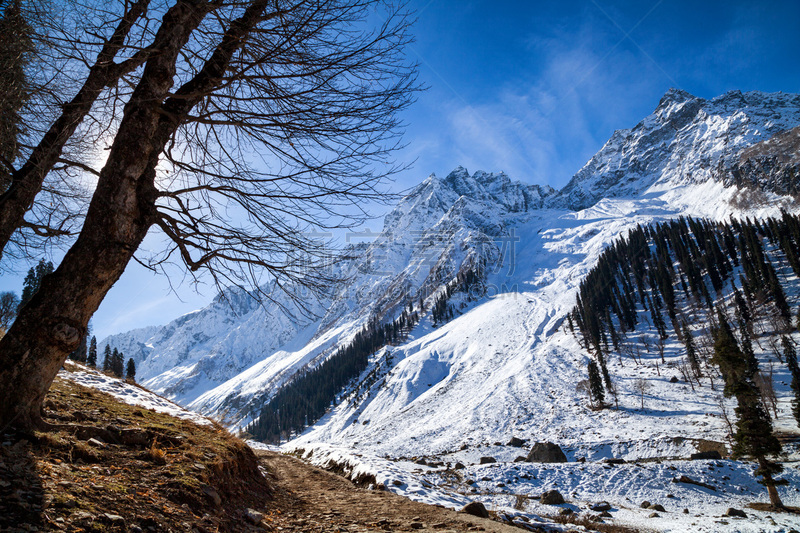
[103,167,555,426]
[292,180,799,457]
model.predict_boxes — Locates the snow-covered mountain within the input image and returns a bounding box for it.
[554,88,800,209]
[103,166,555,421]
[104,87,800,455]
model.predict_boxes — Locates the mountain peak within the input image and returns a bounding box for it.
[656,87,696,109]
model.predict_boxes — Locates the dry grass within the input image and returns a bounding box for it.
[0,375,273,533]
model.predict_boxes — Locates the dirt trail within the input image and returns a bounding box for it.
[256,451,522,532]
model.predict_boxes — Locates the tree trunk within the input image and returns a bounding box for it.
[759,457,785,509]
[0,0,210,433]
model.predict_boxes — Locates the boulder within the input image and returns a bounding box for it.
[590,502,612,512]
[725,508,747,518]
[461,501,489,518]
[650,504,666,512]
[507,437,526,448]
[453,462,465,470]
[540,490,565,505]
[479,456,496,465]
[526,442,567,463]
[690,451,722,460]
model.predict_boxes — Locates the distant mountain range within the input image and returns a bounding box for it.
[103,88,800,460]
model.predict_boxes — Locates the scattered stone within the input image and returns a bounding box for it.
[650,504,666,512]
[669,376,679,383]
[86,438,105,448]
[690,451,722,460]
[245,509,264,524]
[103,513,125,524]
[513,456,527,462]
[559,508,573,516]
[526,442,567,463]
[410,522,424,529]
[480,476,492,481]
[392,480,403,486]
[724,508,747,518]
[683,509,690,514]
[119,429,150,446]
[479,456,496,464]
[415,458,427,466]
[201,484,222,506]
[454,462,465,470]
[590,502,612,512]
[672,475,716,491]
[603,458,626,465]
[461,502,490,519]
[599,511,613,518]
[640,501,651,509]
[540,490,565,505]
[507,437,526,448]
[649,512,660,518]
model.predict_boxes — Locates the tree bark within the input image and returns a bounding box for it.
[0,0,151,259]
[0,0,211,432]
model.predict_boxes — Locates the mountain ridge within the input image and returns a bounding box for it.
[102,87,800,439]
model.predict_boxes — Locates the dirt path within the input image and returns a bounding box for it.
[256,451,523,532]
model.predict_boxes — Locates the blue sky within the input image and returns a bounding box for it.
[2,0,799,340]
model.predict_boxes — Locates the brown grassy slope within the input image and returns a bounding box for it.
[0,371,273,532]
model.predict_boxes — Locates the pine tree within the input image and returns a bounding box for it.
[587,360,605,408]
[0,0,33,193]
[87,336,97,367]
[126,358,136,381]
[681,323,702,380]
[713,310,785,508]
[69,334,87,363]
[111,348,124,377]
[102,345,111,373]
[785,337,800,427]
[18,259,54,310]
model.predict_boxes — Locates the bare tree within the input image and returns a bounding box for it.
[0,291,19,332]
[754,367,778,419]
[634,378,649,410]
[0,0,158,261]
[0,0,418,432]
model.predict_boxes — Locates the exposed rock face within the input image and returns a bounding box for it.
[526,442,567,463]
[721,126,800,196]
